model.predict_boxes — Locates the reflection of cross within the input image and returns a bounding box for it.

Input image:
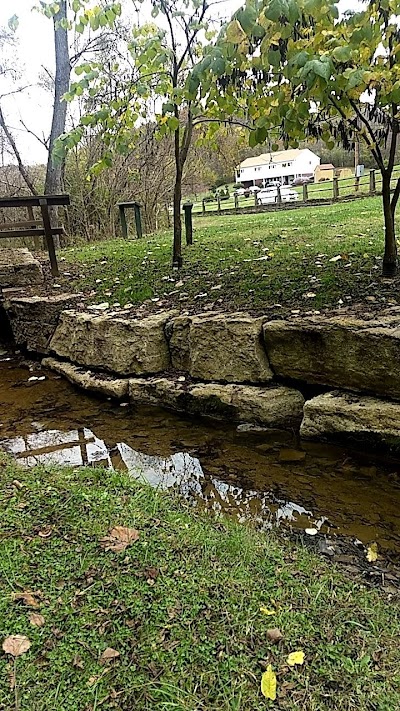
[16,431,95,462]
[78,428,89,465]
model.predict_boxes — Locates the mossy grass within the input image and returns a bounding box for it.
[0,454,399,710]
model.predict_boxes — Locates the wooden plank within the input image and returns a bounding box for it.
[0,227,64,239]
[39,198,59,277]
[117,201,140,209]
[0,194,70,208]
[0,220,43,229]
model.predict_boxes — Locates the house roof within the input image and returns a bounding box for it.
[238,149,312,169]
[319,163,335,170]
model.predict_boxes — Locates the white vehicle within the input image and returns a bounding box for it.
[234,188,246,196]
[248,185,261,193]
[257,185,299,205]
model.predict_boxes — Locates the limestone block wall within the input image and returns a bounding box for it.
[5,301,400,450]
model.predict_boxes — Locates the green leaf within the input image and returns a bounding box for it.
[236,6,257,34]
[162,102,175,115]
[249,130,258,148]
[303,58,332,82]
[167,116,180,131]
[332,45,352,63]
[347,68,366,90]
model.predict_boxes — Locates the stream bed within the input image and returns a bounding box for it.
[1,352,400,560]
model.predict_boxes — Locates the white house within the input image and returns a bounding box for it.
[236,148,320,187]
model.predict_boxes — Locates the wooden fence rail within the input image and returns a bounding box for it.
[196,167,400,217]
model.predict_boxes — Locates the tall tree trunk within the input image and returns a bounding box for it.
[45,0,70,195]
[172,126,183,267]
[382,172,397,276]
[45,0,70,248]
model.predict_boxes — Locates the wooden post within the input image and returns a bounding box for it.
[183,202,193,246]
[302,183,308,202]
[234,193,239,211]
[355,176,360,193]
[369,169,376,195]
[39,198,59,277]
[133,202,142,239]
[217,194,221,214]
[254,191,258,207]
[202,198,206,215]
[333,177,339,200]
[119,205,128,239]
[276,186,282,205]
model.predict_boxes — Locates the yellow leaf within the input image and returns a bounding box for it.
[366,542,378,563]
[287,650,305,666]
[260,606,275,616]
[261,664,277,700]
[226,19,247,45]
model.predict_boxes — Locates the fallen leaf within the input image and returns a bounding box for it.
[38,525,53,538]
[72,653,84,669]
[12,591,40,608]
[100,526,139,553]
[12,479,24,490]
[261,664,277,700]
[287,650,305,666]
[29,613,45,627]
[366,542,378,563]
[267,628,284,643]
[100,647,120,664]
[329,255,342,262]
[2,635,31,657]
[260,606,275,616]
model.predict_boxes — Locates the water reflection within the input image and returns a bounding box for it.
[1,358,400,553]
[0,426,316,532]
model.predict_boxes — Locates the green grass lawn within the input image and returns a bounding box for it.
[63,196,400,314]
[1,455,399,710]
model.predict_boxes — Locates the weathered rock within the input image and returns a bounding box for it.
[5,293,81,354]
[0,248,43,288]
[166,316,191,371]
[301,390,400,449]
[129,377,188,411]
[168,312,273,383]
[188,383,304,427]
[263,315,400,398]
[42,357,129,399]
[50,310,174,375]
[129,377,304,428]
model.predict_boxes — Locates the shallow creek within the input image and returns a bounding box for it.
[1,353,400,556]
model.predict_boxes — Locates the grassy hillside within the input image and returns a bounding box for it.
[64,196,398,313]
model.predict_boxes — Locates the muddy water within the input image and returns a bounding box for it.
[1,354,400,555]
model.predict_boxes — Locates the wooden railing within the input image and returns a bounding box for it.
[194,167,400,216]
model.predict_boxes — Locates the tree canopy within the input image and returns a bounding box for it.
[203,0,400,274]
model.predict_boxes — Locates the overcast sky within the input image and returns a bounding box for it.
[0,0,358,166]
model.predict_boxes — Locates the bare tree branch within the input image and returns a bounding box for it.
[0,105,37,195]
